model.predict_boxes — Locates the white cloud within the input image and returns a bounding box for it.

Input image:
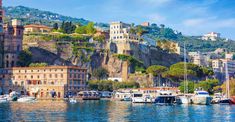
[148,14,166,23]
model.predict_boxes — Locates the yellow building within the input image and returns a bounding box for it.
[24,24,52,34]
[0,66,87,98]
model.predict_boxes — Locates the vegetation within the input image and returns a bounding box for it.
[163,62,213,82]
[60,21,76,34]
[92,67,109,80]
[17,49,32,66]
[146,65,168,77]
[179,79,219,94]
[221,79,235,96]
[88,80,140,91]
[4,6,89,26]
[29,62,48,67]
[75,22,96,35]
[113,54,143,69]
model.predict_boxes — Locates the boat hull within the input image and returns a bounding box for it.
[17,97,36,102]
[192,96,212,105]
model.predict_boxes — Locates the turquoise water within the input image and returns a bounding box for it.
[0,100,235,122]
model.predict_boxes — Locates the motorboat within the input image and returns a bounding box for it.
[191,91,212,105]
[99,91,112,98]
[0,95,8,103]
[211,93,223,104]
[155,91,179,105]
[122,96,132,101]
[132,93,154,103]
[8,91,19,101]
[17,96,36,102]
[177,94,192,104]
[155,95,177,105]
[69,98,77,103]
[77,91,100,100]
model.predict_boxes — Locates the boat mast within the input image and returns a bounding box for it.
[184,42,188,94]
[225,61,230,98]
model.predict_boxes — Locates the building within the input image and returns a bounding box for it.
[202,32,220,41]
[109,21,140,54]
[157,41,182,55]
[188,52,209,67]
[0,66,87,98]
[212,59,235,74]
[225,53,234,60]
[3,19,24,68]
[24,24,52,34]
[0,0,4,68]
[141,22,150,27]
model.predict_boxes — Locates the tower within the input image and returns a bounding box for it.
[0,0,4,68]
[3,19,24,68]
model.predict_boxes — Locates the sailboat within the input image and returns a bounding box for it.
[178,43,192,104]
[219,62,233,104]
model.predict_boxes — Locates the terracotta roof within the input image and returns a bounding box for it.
[24,24,52,29]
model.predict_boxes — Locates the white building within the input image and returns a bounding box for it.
[202,32,220,41]
[109,21,140,54]
[225,53,234,60]
[188,52,209,67]
[109,21,139,42]
[212,59,235,74]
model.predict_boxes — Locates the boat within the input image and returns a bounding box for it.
[178,43,192,104]
[177,94,192,104]
[17,96,36,102]
[132,93,154,103]
[99,91,112,98]
[112,90,132,101]
[77,91,100,100]
[155,91,179,105]
[219,62,234,105]
[69,98,77,103]
[8,91,19,101]
[0,95,8,103]
[191,90,212,105]
[211,93,223,104]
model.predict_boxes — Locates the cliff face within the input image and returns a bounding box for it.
[23,36,182,76]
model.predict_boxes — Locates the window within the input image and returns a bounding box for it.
[31,76,33,79]
[49,74,52,78]
[70,80,73,85]
[55,74,57,78]
[21,81,24,86]
[61,74,63,78]
[44,81,47,84]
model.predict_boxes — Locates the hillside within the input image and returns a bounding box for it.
[141,24,235,52]
[3,6,89,26]
[4,5,235,52]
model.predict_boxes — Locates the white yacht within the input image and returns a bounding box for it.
[132,93,154,103]
[191,91,212,105]
[69,98,77,103]
[0,95,8,103]
[17,96,36,102]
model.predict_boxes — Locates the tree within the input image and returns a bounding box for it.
[221,79,235,96]
[86,22,96,35]
[75,26,87,34]
[179,81,195,93]
[92,67,109,80]
[146,65,168,77]
[136,26,144,37]
[29,63,48,67]
[53,23,59,30]
[196,79,219,94]
[17,49,32,66]
[160,24,165,28]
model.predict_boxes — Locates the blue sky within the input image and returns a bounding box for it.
[4,0,235,39]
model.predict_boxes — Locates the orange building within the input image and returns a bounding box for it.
[0,66,87,98]
[24,24,52,34]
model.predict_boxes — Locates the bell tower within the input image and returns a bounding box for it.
[0,0,4,68]
[3,19,24,68]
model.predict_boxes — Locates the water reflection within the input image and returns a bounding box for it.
[0,100,234,121]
